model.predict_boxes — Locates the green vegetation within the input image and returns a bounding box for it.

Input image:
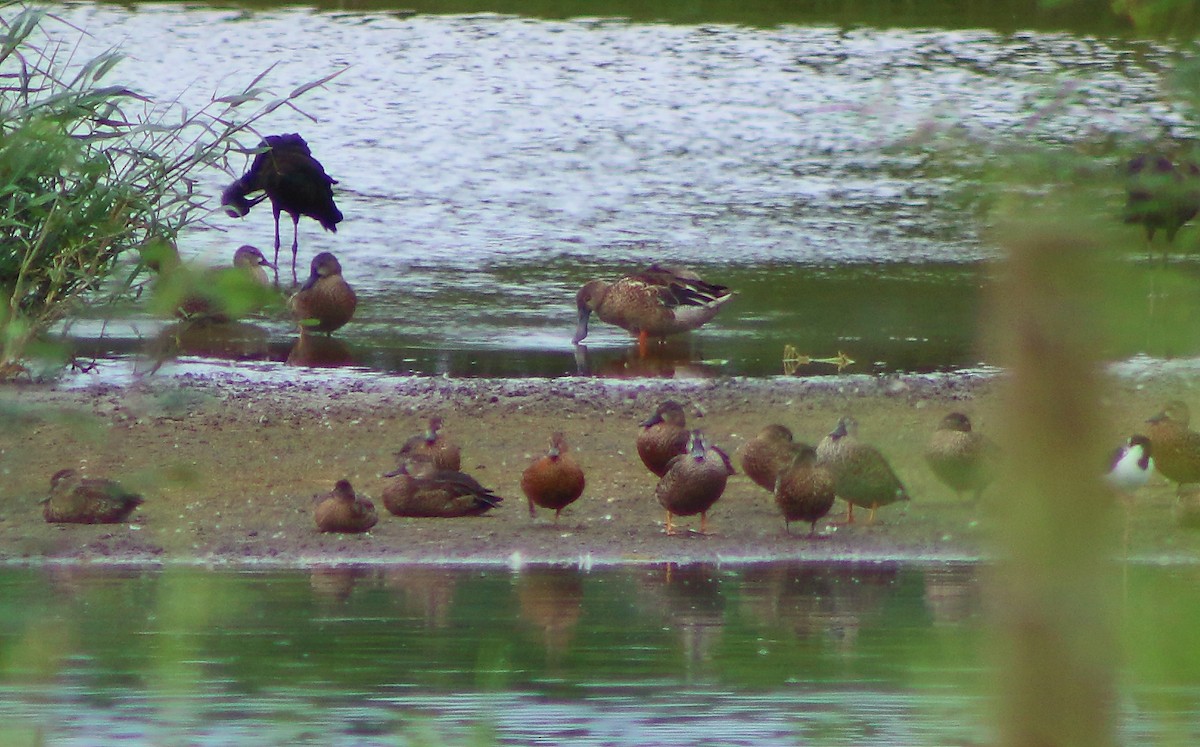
[0,1,338,374]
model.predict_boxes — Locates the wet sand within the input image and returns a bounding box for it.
[1,369,1197,567]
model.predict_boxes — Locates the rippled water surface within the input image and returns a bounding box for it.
[0,563,1198,746]
[28,2,1200,377]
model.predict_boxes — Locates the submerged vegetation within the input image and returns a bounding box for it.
[0,1,339,373]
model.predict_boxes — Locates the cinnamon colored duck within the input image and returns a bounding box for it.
[655,430,735,535]
[572,264,733,353]
[41,469,143,524]
[381,461,503,518]
[740,424,805,492]
[636,400,691,477]
[1144,400,1200,491]
[313,479,378,533]
[774,445,836,536]
[924,412,997,502]
[521,432,586,523]
[290,252,357,335]
[816,416,909,524]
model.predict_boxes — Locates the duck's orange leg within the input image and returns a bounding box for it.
[665,510,675,535]
[700,511,710,535]
[867,504,878,525]
[638,329,650,357]
[845,502,855,524]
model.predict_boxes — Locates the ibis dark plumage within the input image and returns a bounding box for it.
[1123,151,1200,259]
[222,134,343,286]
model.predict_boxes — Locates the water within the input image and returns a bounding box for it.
[22,2,1200,379]
[0,563,1198,746]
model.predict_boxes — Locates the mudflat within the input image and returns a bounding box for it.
[1,369,1196,566]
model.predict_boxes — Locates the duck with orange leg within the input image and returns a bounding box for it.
[521,432,586,523]
[816,416,909,524]
[773,445,836,537]
[655,430,735,535]
[572,264,733,355]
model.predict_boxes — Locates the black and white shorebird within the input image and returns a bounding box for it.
[1105,434,1155,498]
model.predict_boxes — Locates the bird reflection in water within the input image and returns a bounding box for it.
[140,321,271,375]
[382,568,459,629]
[517,568,585,663]
[573,338,724,379]
[286,333,355,368]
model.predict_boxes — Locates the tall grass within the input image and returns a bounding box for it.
[0,1,341,373]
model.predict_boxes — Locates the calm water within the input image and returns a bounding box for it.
[23,1,1200,379]
[0,563,1198,746]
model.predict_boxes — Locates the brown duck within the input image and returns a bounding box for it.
[774,445,836,536]
[816,416,910,524]
[655,430,735,535]
[395,416,462,472]
[924,412,996,501]
[290,252,357,335]
[381,461,504,517]
[521,432,586,522]
[637,400,691,477]
[572,264,733,353]
[1145,400,1200,490]
[41,469,143,524]
[740,424,806,492]
[314,479,378,533]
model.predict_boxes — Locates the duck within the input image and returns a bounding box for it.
[774,445,837,536]
[924,412,996,501]
[521,432,586,523]
[289,252,357,335]
[1123,150,1200,257]
[740,424,805,492]
[313,479,378,533]
[655,430,735,535]
[395,416,462,472]
[174,245,277,323]
[816,416,910,524]
[41,469,143,524]
[572,264,733,353]
[381,461,504,517]
[636,400,691,477]
[1144,400,1200,491]
[1105,434,1154,498]
[221,133,343,286]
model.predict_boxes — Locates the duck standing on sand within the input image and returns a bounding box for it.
[816,416,909,524]
[314,479,378,533]
[655,430,735,535]
[924,412,996,502]
[522,432,586,523]
[637,400,691,477]
[41,469,143,524]
[572,264,733,354]
[740,424,804,492]
[1144,400,1200,493]
[774,445,836,536]
[290,252,357,335]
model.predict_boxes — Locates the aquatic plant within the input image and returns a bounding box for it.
[0,1,341,375]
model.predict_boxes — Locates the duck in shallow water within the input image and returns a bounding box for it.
[572,264,733,354]
[314,479,378,533]
[655,430,735,535]
[816,416,909,524]
[636,400,691,478]
[522,431,586,523]
[41,469,143,524]
[290,252,357,335]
